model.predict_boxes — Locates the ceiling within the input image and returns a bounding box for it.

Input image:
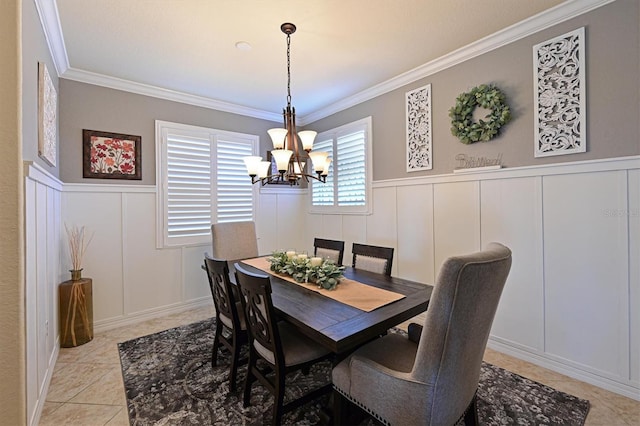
[48,0,573,123]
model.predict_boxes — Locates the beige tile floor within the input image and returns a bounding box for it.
[40,306,639,425]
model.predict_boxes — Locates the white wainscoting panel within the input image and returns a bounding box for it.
[366,187,399,275]
[481,177,544,352]
[341,215,368,265]
[628,169,639,386]
[122,192,183,313]
[53,157,638,400]
[276,193,309,252]
[47,189,61,364]
[256,191,279,255]
[25,174,38,425]
[24,162,62,426]
[433,181,481,275]
[306,213,345,256]
[183,244,211,302]
[35,183,49,390]
[63,191,125,321]
[543,171,629,381]
[396,184,435,284]
[322,156,639,399]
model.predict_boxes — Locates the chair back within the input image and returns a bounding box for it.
[351,243,394,276]
[412,243,512,425]
[313,238,345,265]
[211,221,259,260]
[203,254,242,331]
[234,263,283,367]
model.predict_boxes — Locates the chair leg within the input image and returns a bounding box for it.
[228,338,240,392]
[211,320,223,368]
[271,372,286,426]
[463,394,479,426]
[243,351,256,407]
[332,389,348,426]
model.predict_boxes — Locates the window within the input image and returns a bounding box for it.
[310,117,372,214]
[156,120,259,247]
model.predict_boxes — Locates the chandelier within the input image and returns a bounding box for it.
[243,23,330,185]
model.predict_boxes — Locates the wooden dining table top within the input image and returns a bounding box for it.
[234,260,433,354]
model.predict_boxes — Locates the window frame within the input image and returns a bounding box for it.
[309,116,373,215]
[155,120,259,248]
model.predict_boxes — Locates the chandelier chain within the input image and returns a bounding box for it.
[286,32,292,107]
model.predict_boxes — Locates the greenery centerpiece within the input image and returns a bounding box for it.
[267,250,345,290]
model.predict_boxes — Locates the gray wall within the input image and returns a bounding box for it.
[58,1,639,184]
[59,81,279,184]
[310,0,640,180]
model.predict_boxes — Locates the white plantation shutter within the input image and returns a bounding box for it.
[310,117,372,214]
[311,137,334,206]
[166,134,212,241]
[157,121,258,247]
[336,131,366,206]
[215,138,254,223]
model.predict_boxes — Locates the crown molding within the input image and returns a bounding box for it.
[37,0,614,125]
[60,68,282,122]
[34,0,69,76]
[301,0,615,124]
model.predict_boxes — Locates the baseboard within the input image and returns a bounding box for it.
[487,338,640,401]
[94,297,212,333]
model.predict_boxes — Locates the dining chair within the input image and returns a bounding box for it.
[332,243,512,425]
[234,263,333,425]
[211,221,259,261]
[203,254,248,392]
[313,238,345,265]
[351,243,394,276]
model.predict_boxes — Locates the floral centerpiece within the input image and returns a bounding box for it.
[267,250,345,290]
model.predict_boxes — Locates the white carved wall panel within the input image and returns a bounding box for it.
[406,84,433,171]
[533,27,586,157]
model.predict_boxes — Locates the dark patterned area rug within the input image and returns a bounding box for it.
[118,318,589,425]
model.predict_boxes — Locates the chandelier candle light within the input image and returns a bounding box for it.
[244,23,331,185]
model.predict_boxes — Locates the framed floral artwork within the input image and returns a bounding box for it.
[82,129,142,180]
[38,62,57,167]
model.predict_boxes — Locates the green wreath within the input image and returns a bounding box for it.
[448,84,512,144]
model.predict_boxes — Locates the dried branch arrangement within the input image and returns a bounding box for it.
[65,224,93,271]
[62,223,94,346]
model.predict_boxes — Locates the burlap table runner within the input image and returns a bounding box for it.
[240,257,405,312]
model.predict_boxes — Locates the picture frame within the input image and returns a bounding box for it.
[82,129,142,180]
[38,62,57,167]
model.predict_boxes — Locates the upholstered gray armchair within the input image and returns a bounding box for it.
[332,243,512,425]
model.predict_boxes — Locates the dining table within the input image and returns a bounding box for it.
[234,257,434,356]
